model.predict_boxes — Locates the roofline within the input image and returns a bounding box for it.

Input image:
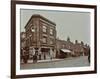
[24,14,56,29]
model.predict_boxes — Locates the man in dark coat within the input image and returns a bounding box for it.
[88,48,90,63]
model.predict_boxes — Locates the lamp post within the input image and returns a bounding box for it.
[31,25,38,62]
[31,26,35,48]
[31,25,38,56]
[31,27,35,32]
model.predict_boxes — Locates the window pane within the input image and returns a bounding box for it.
[42,37,47,43]
[50,29,53,35]
[50,39,53,44]
[42,25,47,32]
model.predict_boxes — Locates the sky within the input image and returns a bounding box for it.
[20,9,90,45]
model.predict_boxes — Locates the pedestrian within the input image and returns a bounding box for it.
[88,48,90,63]
[44,53,46,60]
[26,47,29,60]
[23,49,28,63]
[21,48,23,63]
[50,49,53,60]
[38,48,41,60]
[31,48,35,63]
[34,50,38,62]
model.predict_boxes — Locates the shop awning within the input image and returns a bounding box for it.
[60,49,71,53]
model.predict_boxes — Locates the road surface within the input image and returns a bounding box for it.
[21,56,90,69]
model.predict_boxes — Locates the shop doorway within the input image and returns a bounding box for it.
[41,48,51,60]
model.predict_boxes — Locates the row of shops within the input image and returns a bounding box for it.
[20,14,90,63]
[21,41,90,63]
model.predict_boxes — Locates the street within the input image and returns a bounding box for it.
[21,56,90,69]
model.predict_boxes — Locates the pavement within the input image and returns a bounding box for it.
[21,58,64,64]
[21,56,90,69]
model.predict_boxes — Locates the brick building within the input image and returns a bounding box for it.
[22,14,90,60]
[24,14,56,60]
[56,37,90,58]
[20,32,26,48]
[73,40,90,56]
[56,37,74,58]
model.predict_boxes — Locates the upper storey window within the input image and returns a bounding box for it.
[42,25,47,33]
[50,28,53,35]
